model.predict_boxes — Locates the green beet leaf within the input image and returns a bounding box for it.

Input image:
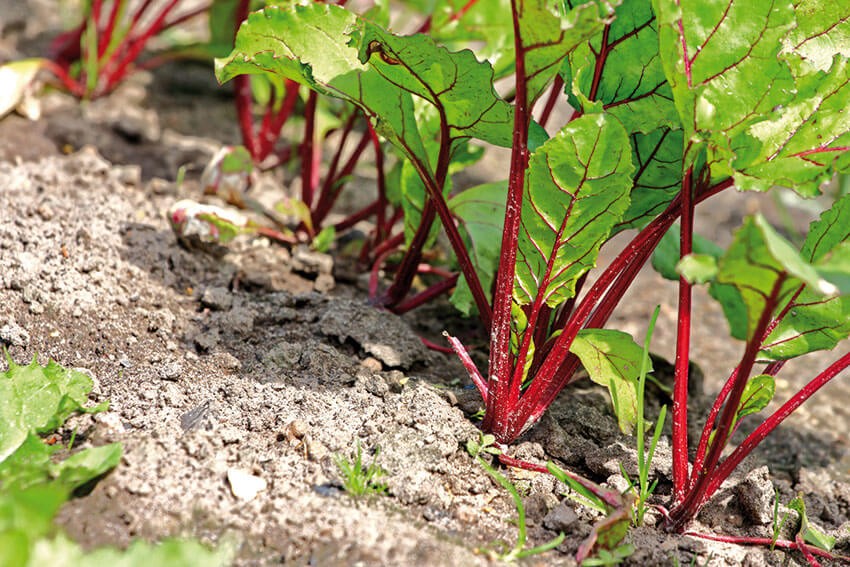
[514,0,612,105]
[513,113,634,308]
[569,329,648,434]
[733,56,850,196]
[788,494,836,551]
[428,0,515,80]
[566,0,679,135]
[762,195,850,359]
[614,127,684,233]
[449,181,507,315]
[653,0,796,168]
[216,4,432,175]
[354,20,515,147]
[715,215,841,341]
[735,374,775,422]
[784,0,850,74]
[676,253,717,284]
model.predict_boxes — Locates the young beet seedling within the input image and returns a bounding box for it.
[45,0,207,99]
[217,0,850,545]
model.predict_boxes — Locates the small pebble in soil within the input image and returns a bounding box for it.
[282,419,309,442]
[201,286,233,311]
[543,501,579,532]
[158,361,183,381]
[227,468,267,502]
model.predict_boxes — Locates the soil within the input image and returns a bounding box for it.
[2,8,850,566]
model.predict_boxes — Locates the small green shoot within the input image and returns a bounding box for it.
[619,305,666,525]
[334,441,388,498]
[770,488,792,551]
[580,544,635,566]
[466,433,564,562]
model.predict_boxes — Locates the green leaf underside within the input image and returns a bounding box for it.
[762,194,850,359]
[514,113,634,308]
[569,329,648,434]
[737,374,775,421]
[715,215,839,341]
[676,253,717,284]
[355,22,515,146]
[568,0,679,134]
[450,181,508,315]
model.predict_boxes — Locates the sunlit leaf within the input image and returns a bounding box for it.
[514,113,634,307]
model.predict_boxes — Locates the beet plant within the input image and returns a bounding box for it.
[217,0,850,537]
[45,0,209,99]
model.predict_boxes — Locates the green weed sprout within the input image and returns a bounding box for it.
[620,305,667,526]
[334,441,388,498]
[467,433,565,562]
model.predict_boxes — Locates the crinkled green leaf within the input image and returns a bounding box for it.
[0,483,67,567]
[50,443,122,490]
[566,0,679,134]
[569,329,647,434]
[449,181,507,315]
[784,0,850,74]
[653,0,797,167]
[518,0,613,104]
[654,0,850,194]
[733,57,850,195]
[676,253,717,284]
[1,356,108,462]
[0,434,56,491]
[762,194,850,359]
[514,113,634,307]
[789,494,836,551]
[716,215,838,340]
